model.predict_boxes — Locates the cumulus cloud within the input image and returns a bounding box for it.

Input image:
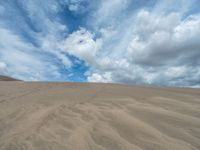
[83,0,200,87]
[0,0,200,86]
[128,11,200,67]
[59,28,102,65]
[87,72,112,83]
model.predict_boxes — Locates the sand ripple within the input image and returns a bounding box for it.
[0,82,199,150]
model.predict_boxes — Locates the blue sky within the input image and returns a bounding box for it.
[0,0,200,87]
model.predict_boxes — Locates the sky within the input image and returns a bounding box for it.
[0,0,200,87]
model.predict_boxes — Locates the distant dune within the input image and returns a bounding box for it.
[0,79,200,150]
[0,75,20,81]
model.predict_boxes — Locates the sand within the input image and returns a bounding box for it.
[0,80,200,150]
[0,75,20,81]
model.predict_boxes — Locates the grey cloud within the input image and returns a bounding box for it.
[85,1,200,87]
[1,0,200,86]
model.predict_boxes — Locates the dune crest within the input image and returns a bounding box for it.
[0,82,200,150]
[0,75,20,81]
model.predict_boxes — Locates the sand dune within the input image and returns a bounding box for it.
[0,81,200,150]
[0,75,20,81]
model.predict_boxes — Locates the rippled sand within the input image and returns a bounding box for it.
[0,81,200,150]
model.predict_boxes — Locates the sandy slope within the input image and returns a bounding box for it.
[0,81,200,150]
[0,75,20,81]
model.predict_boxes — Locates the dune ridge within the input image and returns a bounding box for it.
[0,81,200,150]
[0,75,20,81]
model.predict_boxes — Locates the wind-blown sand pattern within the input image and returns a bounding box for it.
[0,81,200,150]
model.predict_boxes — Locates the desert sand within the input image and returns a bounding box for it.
[0,78,200,150]
[0,75,20,81]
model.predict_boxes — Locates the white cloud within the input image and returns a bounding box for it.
[55,0,200,87]
[127,11,200,66]
[59,28,102,65]
[0,62,7,74]
[40,35,72,68]
[0,0,71,80]
[0,27,62,80]
[83,0,200,87]
[87,72,112,83]
[93,0,130,27]
[0,0,200,86]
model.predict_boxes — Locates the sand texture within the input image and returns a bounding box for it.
[0,81,200,150]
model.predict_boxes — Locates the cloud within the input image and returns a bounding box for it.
[88,72,112,83]
[0,0,73,80]
[0,0,200,86]
[67,0,88,14]
[59,28,102,65]
[0,27,62,80]
[128,11,200,66]
[0,62,7,74]
[83,0,200,87]
[92,0,130,28]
